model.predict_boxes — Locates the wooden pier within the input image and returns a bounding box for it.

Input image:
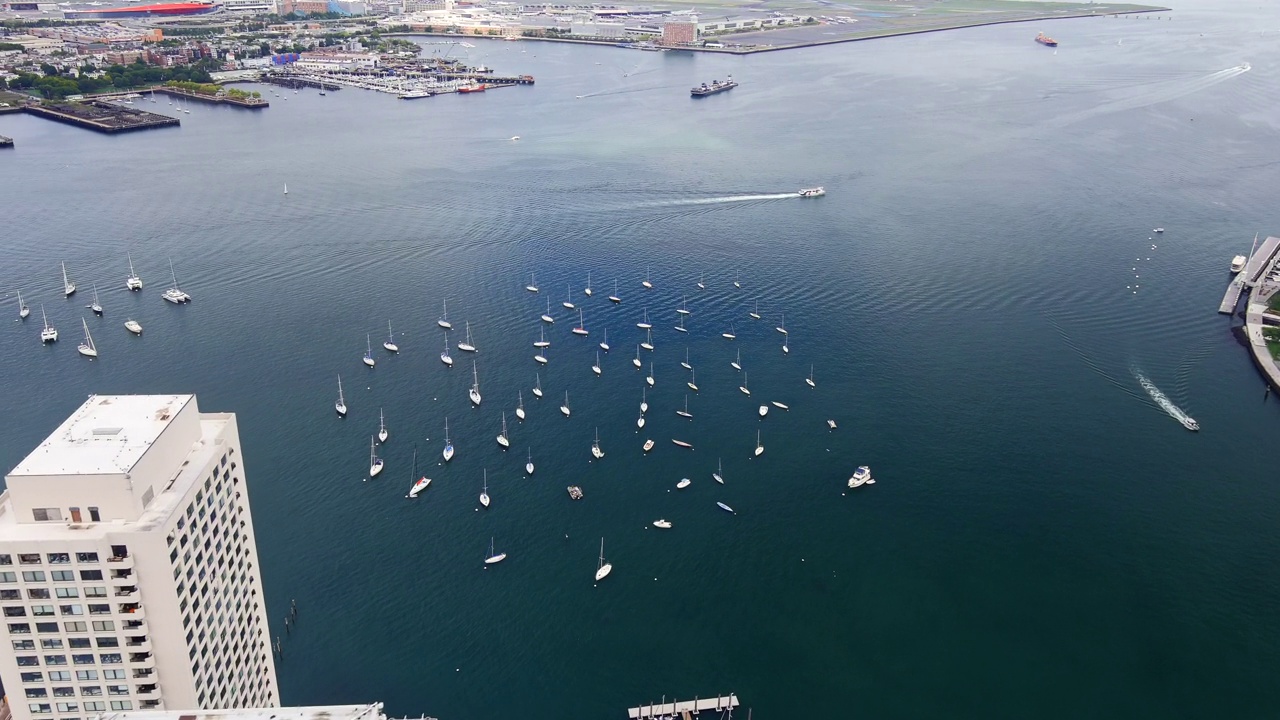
[627,694,739,719]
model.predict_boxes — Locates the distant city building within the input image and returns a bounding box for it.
[294,51,379,70]
[87,704,389,720]
[661,19,697,46]
[63,2,219,20]
[220,0,280,13]
[280,0,328,14]
[0,395,279,720]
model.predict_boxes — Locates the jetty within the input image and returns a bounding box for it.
[153,86,268,109]
[23,100,178,134]
[627,694,739,719]
[1219,274,1246,314]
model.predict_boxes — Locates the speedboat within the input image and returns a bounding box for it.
[848,465,872,488]
[124,319,142,335]
[1181,416,1200,432]
[653,519,672,529]
[567,486,584,500]
[676,478,691,489]
[643,439,655,452]
[798,186,825,197]
[827,419,838,429]
[1231,255,1247,273]
[1153,227,1164,233]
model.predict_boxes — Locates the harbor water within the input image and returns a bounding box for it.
[2,0,1279,716]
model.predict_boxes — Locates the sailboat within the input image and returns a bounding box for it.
[642,266,653,289]
[599,328,610,352]
[572,308,589,336]
[560,391,571,417]
[646,361,655,387]
[516,392,526,421]
[83,283,102,313]
[458,322,477,352]
[283,182,288,195]
[677,295,690,316]
[125,253,143,291]
[438,300,452,329]
[640,387,648,413]
[759,404,769,418]
[633,345,642,369]
[681,348,691,370]
[362,335,376,368]
[124,318,142,335]
[739,372,750,396]
[782,338,790,354]
[484,537,506,565]
[687,368,698,392]
[77,318,97,358]
[674,315,688,333]
[525,449,535,475]
[806,365,816,388]
[733,270,741,288]
[368,436,384,478]
[39,304,57,340]
[535,327,550,348]
[533,373,544,398]
[469,362,482,406]
[378,408,389,443]
[640,329,653,351]
[496,412,510,448]
[443,418,455,462]
[722,323,736,340]
[584,271,593,296]
[637,413,645,429]
[525,273,539,293]
[776,312,788,335]
[713,458,724,484]
[731,349,742,371]
[717,502,735,514]
[17,290,29,319]
[541,298,555,324]
[754,429,764,456]
[562,284,575,310]
[534,345,548,364]
[335,375,347,416]
[637,308,652,329]
[61,262,76,297]
[592,350,602,376]
[676,395,692,418]
[382,320,399,352]
[750,300,761,320]
[479,470,491,508]
[409,448,431,497]
[441,332,454,366]
[591,427,604,459]
[608,279,621,304]
[594,538,612,582]
[697,272,705,290]
[161,257,190,303]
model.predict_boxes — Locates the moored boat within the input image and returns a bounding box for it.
[1035,32,1058,47]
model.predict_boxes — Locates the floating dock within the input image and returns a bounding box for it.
[627,694,739,719]
[23,100,179,134]
[1219,273,1245,314]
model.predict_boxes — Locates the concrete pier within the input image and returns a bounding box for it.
[627,694,739,719]
[23,100,179,134]
[1219,273,1245,314]
[1240,236,1280,391]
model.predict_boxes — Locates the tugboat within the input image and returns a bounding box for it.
[1035,32,1058,47]
[691,76,737,97]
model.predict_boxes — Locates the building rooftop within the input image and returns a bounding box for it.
[7,394,194,478]
[90,704,386,720]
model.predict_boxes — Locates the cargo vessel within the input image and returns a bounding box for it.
[1035,32,1058,47]
[692,76,737,97]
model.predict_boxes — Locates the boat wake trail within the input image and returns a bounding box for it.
[1047,63,1251,128]
[650,192,800,207]
[1134,369,1199,431]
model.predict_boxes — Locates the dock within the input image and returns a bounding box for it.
[153,86,268,109]
[1219,273,1245,314]
[23,100,179,134]
[627,694,739,719]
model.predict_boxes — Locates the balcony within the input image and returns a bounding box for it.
[127,651,156,669]
[109,568,134,581]
[131,668,154,680]
[106,555,134,570]
[135,683,158,696]
[139,699,163,710]
[118,604,145,620]
[113,586,139,599]
[124,637,151,653]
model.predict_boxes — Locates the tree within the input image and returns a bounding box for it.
[40,62,59,76]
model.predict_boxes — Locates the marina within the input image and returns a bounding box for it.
[627,695,740,719]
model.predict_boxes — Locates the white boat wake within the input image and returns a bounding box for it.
[1047,62,1251,129]
[653,192,800,207]
[1135,370,1199,431]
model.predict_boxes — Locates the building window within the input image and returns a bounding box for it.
[32,606,55,616]
[99,653,121,664]
[88,605,110,615]
[51,571,74,582]
[72,654,94,665]
[49,671,71,682]
[47,553,70,565]
[75,553,98,564]
[83,701,106,712]
[95,637,118,648]
[4,606,27,617]
[40,639,63,649]
[27,588,51,599]
[53,687,74,696]
[55,588,79,599]
[32,509,62,522]
[27,703,52,714]
[64,621,87,633]
[75,670,97,681]
[35,622,58,633]
[68,638,91,649]
[56,703,79,713]
[81,688,102,698]
[19,554,42,564]
[22,571,46,582]
[84,587,106,598]
[103,669,124,680]
[0,571,16,582]
[44,654,67,665]
[110,701,133,711]
[20,671,43,682]
[25,688,48,698]
[13,639,36,650]
[59,605,83,616]
[70,507,82,523]
[107,686,128,696]
[78,571,102,581]
[0,554,11,565]
[17,655,39,666]
[8,622,31,633]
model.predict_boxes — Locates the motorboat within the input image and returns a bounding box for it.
[676,478,691,489]
[383,320,399,352]
[1231,255,1247,273]
[594,538,612,582]
[1181,416,1200,432]
[798,186,825,197]
[469,362,482,406]
[1153,227,1164,233]
[828,419,838,429]
[362,335,376,368]
[484,537,506,565]
[643,439,655,452]
[124,318,142,335]
[758,405,768,417]
[652,519,672,529]
[335,375,347,417]
[568,486,584,500]
[848,465,872,488]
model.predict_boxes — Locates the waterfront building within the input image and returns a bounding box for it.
[661,19,697,46]
[0,395,279,720]
[86,704,389,720]
[220,0,281,13]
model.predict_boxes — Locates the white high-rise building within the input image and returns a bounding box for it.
[0,395,279,720]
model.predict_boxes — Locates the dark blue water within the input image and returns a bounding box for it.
[3,2,1280,716]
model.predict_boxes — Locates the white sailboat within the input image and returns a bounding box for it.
[335,375,347,416]
[535,327,550,348]
[533,373,544,398]
[776,312,788,335]
[526,273,539,293]
[591,427,604,459]
[541,298,555,324]
[77,318,97,358]
[731,349,742,371]
[637,414,645,429]
[17,290,29,319]
[676,394,692,419]
[458,321,477,352]
[608,279,621,304]
[722,323,736,340]
[594,538,612,582]
[733,270,741,288]
[782,338,789,354]
[772,401,790,410]
[534,345,548,364]
[441,332,454,366]
[637,308,652,329]
[161,257,190,303]
[562,284,575,310]
[806,365,816,388]
[675,314,688,333]
[89,283,103,315]
[640,329,653,351]
[516,391,526,421]
[599,328,610,352]
[438,300,452,329]
[640,387,648,414]
[484,537,506,565]
[480,470,491,508]
[697,272,705,290]
[525,449,535,475]
[443,417,455,462]
[687,368,698,392]
[283,182,288,195]
[61,261,76,297]
[469,362,482,406]
[681,348,691,370]
[496,412,510,448]
[368,436,384,478]
[739,371,750,396]
[713,458,724,484]
[378,408,389,443]
[754,429,764,456]
[383,320,399,352]
[592,350,602,376]
[749,300,761,320]
[124,318,142,335]
[646,361,655,387]
[40,304,56,340]
[408,448,431,498]
[633,345,643,369]
[677,295,690,315]
[572,307,588,336]
[642,266,653,289]
[584,271,593,296]
[362,335,376,368]
[759,404,769,418]
[560,391,571,417]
